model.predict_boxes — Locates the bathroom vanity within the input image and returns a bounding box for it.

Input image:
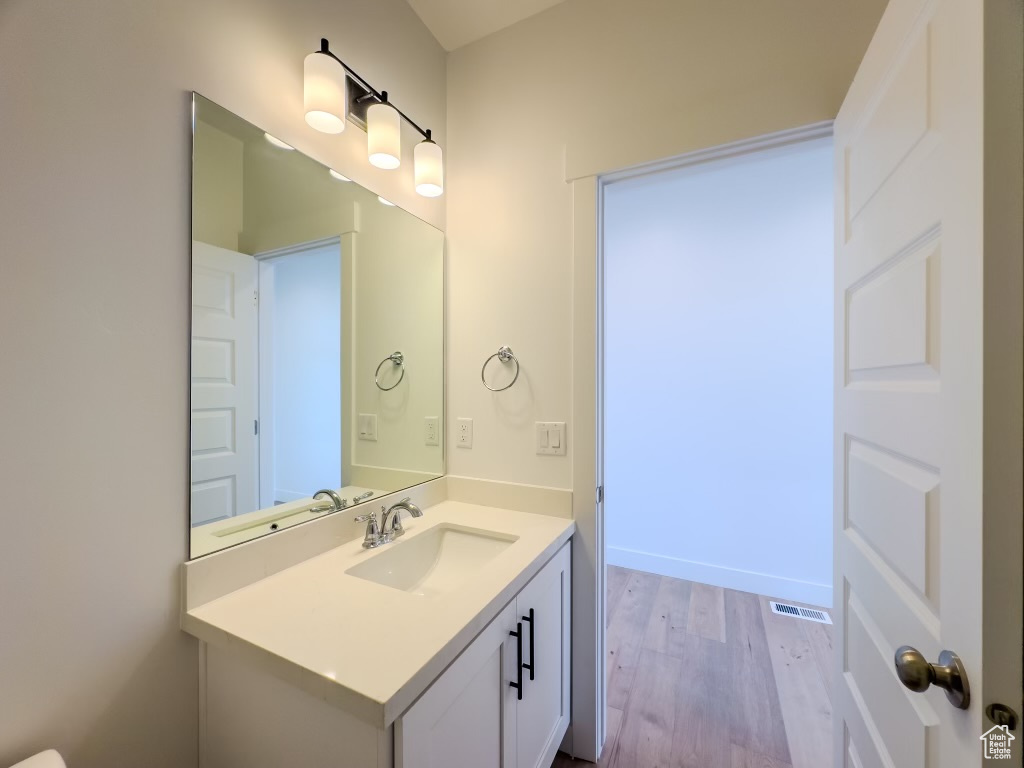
[185,96,573,767]
[182,496,573,768]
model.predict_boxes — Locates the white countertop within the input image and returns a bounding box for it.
[183,500,574,728]
[190,485,382,558]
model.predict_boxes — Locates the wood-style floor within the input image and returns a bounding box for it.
[552,567,834,768]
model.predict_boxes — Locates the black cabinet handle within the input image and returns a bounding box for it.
[521,608,535,681]
[509,622,523,700]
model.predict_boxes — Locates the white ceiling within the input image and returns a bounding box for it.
[406,0,568,51]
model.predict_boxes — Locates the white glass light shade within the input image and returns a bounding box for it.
[367,102,401,169]
[304,52,347,134]
[377,196,396,206]
[414,140,444,197]
[328,169,351,182]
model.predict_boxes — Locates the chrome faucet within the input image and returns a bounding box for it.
[310,488,347,514]
[381,497,422,538]
[353,490,374,502]
[355,497,422,548]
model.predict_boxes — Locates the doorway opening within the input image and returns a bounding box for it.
[255,239,344,509]
[189,235,348,557]
[589,130,835,767]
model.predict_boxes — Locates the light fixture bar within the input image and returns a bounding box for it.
[316,39,431,141]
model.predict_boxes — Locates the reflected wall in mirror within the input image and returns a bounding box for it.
[190,94,444,558]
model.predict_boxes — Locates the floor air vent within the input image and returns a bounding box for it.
[769,601,832,625]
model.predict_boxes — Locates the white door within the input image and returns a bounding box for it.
[191,241,259,525]
[834,1,1021,766]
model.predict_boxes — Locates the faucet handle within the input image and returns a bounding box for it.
[389,511,407,537]
[356,508,386,549]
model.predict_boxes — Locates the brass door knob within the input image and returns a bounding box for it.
[894,646,970,709]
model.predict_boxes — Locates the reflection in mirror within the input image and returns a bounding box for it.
[190,94,444,558]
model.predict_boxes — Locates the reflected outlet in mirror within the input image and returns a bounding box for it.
[189,94,444,558]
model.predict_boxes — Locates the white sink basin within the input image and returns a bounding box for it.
[345,524,519,597]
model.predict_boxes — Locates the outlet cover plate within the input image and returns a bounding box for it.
[424,416,439,446]
[358,413,378,442]
[456,417,473,448]
[536,422,566,455]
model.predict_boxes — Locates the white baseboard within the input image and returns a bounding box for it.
[607,546,833,608]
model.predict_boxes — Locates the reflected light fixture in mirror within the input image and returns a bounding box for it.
[303,47,347,133]
[303,38,443,196]
[329,168,351,182]
[264,133,295,150]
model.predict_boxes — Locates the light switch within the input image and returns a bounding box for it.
[457,417,473,448]
[358,413,378,441]
[536,422,566,455]
[424,416,439,446]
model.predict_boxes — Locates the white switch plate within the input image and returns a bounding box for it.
[358,413,378,441]
[456,417,473,448]
[424,416,439,446]
[536,422,566,455]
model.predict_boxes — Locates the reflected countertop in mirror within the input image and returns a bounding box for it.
[189,93,444,558]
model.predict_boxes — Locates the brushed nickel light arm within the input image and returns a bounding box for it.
[315,38,432,141]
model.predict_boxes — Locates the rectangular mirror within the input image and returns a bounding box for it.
[189,93,444,558]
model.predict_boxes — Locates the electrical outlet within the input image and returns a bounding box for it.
[424,416,439,446]
[536,422,566,455]
[456,417,473,448]
[358,413,378,441]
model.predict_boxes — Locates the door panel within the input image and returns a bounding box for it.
[516,543,571,768]
[191,240,258,525]
[396,602,517,768]
[834,0,1021,766]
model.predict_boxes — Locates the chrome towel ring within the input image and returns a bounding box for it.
[375,351,405,391]
[481,345,520,392]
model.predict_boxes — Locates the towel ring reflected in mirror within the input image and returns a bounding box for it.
[481,345,520,392]
[375,351,405,391]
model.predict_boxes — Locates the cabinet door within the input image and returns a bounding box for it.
[396,601,518,768]
[515,542,571,768]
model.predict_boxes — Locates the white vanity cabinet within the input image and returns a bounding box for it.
[198,538,572,768]
[396,541,571,768]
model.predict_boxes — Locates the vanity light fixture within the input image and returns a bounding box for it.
[304,38,443,197]
[377,196,396,206]
[414,132,443,197]
[328,168,351,182]
[367,94,401,170]
[264,133,295,150]
[304,49,347,133]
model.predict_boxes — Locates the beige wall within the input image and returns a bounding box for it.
[0,0,445,766]
[239,134,361,255]
[237,142,445,478]
[351,200,445,475]
[192,122,244,250]
[445,0,886,489]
